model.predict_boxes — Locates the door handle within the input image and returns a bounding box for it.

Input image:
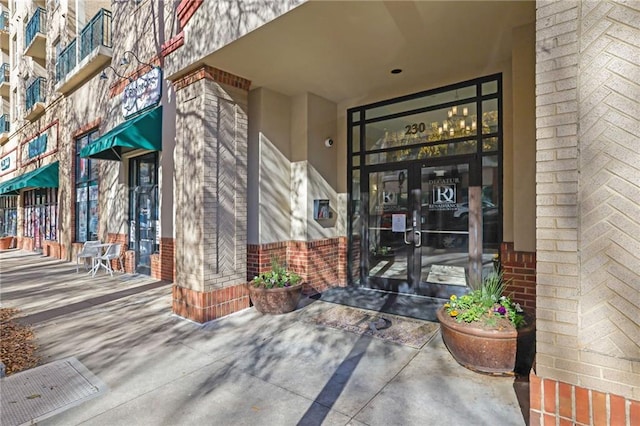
[414,229,422,247]
[404,228,413,245]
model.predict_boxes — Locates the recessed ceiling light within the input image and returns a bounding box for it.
[391,69,403,74]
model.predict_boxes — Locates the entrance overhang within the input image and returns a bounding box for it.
[79,106,162,161]
[193,1,534,104]
[0,161,59,195]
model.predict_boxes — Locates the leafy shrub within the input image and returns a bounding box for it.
[251,257,302,289]
[444,268,525,329]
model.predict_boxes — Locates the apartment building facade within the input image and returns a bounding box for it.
[0,0,638,424]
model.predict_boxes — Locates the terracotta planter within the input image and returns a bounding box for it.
[248,283,303,314]
[437,307,535,375]
[0,236,15,250]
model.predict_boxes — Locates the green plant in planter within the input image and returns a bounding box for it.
[251,257,302,289]
[444,267,526,329]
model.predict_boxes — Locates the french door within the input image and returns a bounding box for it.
[363,157,484,297]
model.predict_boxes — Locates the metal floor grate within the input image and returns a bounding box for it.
[0,357,107,426]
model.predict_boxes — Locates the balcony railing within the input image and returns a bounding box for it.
[0,11,8,32]
[0,114,8,133]
[80,9,112,58]
[56,9,112,82]
[25,7,46,48]
[56,38,77,82]
[0,63,8,85]
[26,77,46,111]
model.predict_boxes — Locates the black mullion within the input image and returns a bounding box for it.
[356,73,500,113]
[363,135,481,158]
[477,82,483,159]
[346,110,354,284]
[361,96,478,126]
[497,74,504,247]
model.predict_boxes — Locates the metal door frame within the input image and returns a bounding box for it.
[361,155,478,294]
[128,153,158,275]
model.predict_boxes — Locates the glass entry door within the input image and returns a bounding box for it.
[364,159,481,297]
[129,154,158,275]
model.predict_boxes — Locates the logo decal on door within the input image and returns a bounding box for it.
[429,178,458,211]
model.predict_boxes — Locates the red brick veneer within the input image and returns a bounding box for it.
[530,373,640,426]
[176,0,203,28]
[172,284,250,323]
[106,233,129,273]
[151,237,175,281]
[173,65,251,92]
[500,242,536,311]
[247,237,348,295]
[17,237,34,251]
[41,241,64,259]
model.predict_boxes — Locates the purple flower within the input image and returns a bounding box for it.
[495,306,507,315]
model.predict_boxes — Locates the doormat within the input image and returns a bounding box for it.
[0,357,107,426]
[426,264,467,286]
[306,305,439,349]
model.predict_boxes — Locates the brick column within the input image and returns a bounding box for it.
[533,0,640,423]
[172,66,251,323]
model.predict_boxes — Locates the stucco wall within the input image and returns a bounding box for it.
[250,89,340,244]
[512,23,537,253]
[164,0,305,80]
[248,87,293,245]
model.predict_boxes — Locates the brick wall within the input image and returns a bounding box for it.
[248,237,347,296]
[106,233,127,273]
[172,283,250,323]
[17,237,34,251]
[171,66,249,322]
[534,0,640,420]
[42,241,63,259]
[151,237,175,281]
[501,242,536,311]
[530,373,640,426]
[247,241,288,281]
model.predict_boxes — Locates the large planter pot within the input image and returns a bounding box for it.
[437,307,535,375]
[0,236,15,250]
[248,283,303,315]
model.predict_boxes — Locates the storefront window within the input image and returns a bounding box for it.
[0,196,18,236]
[347,74,502,291]
[76,130,100,242]
[24,188,58,241]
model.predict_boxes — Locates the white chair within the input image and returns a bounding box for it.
[76,240,102,273]
[94,243,124,277]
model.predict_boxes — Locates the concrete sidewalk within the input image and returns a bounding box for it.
[0,250,528,425]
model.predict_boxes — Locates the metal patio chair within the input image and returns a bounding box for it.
[76,240,102,273]
[93,243,124,277]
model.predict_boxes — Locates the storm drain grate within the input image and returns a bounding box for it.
[0,357,107,426]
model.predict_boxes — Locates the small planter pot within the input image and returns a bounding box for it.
[437,307,535,375]
[248,283,303,315]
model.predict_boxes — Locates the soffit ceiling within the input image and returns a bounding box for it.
[202,0,535,104]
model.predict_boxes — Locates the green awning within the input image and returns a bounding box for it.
[0,162,59,195]
[79,106,162,161]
